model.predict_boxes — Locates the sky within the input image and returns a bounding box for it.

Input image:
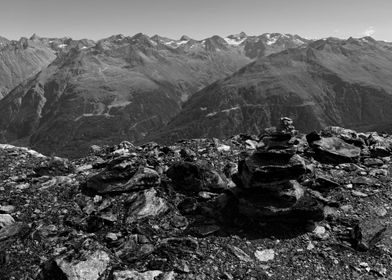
[0,0,391,41]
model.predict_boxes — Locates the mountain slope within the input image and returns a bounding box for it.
[0,37,56,99]
[152,37,392,143]
[0,32,310,157]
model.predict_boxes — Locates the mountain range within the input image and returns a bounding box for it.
[0,32,391,157]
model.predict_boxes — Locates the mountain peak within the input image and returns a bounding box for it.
[180,35,192,41]
[29,33,40,40]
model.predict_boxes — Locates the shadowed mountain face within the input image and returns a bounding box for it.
[153,37,392,143]
[0,32,309,157]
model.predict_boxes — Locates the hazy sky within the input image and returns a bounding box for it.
[0,0,391,41]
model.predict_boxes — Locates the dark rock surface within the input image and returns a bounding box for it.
[1,120,392,279]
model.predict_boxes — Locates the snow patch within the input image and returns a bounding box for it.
[206,112,217,117]
[266,36,278,45]
[107,101,132,110]
[222,106,240,113]
[224,37,246,46]
[58,44,68,48]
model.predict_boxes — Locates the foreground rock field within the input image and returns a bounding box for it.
[1,119,392,280]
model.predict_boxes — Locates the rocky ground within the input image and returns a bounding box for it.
[1,119,392,280]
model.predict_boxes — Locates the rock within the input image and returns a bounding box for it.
[238,193,324,223]
[125,188,168,222]
[321,126,365,147]
[86,167,161,194]
[239,152,306,189]
[38,242,111,280]
[351,176,375,186]
[167,161,228,194]
[34,156,75,177]
[313,226,329,240]
[254,249,275,262]
[313,172,340,190]
[89,145,102,154]
[0,214,15,228]
[372,206,388,217]
[116,235,155,262]
[105,232,118,242]
[368,133,392,157]
[239,180,304,208]
[351,190,368,198]
[227,245,253,262]
[309,137,361,164]
[245,139,259,150]
[194,224,220,237]
[0,222,29,241]
[351,219,388,251]
[363,158,384,167]
[0,205,15,214]
[113,270,174,280]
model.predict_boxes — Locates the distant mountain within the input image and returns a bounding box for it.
[0,37,55,99]
[152,37,392,143]
[0,36,9,47]
[0,32,311,157]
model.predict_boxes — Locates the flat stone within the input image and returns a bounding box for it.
[39,243,111,280]
[352,190,368,198]
[238,193,324,223]
[113,270,174,280]
[86,167,161,194]
[363,158,384,167]
[310,137,361,164]
[239,152,306,189]
[351,176,376,186]
[0,205,15,214]
[227,245,253,263]
[125,188,168,223]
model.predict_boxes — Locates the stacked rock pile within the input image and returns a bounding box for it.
[237,118,324,224]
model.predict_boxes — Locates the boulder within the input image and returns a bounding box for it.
[167,161,228,194]
[0,214,15,229]
[351,218,388,251]
[309,137,361,164]
[321,126,365,147]
[86,167,161,194]
[38,241,111,280]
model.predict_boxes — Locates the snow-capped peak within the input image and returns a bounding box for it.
[225,32,248,46]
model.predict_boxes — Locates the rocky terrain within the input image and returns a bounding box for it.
[1,119,392,279]
[0,32,309,158]
[154,37,392,143]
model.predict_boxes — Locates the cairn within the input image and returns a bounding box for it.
[237,118,323,224]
